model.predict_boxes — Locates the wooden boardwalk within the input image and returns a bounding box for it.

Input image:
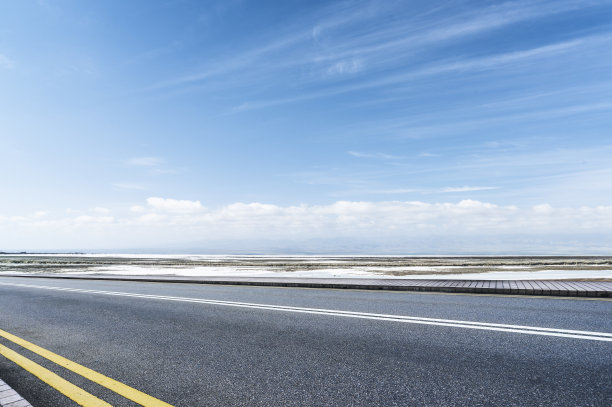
[0,378,32,407]
[3,274,611,298]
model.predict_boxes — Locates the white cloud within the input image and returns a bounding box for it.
[2,199,611,252]
[533,203,553,213]
[145,197,205,213]
[136,213,168,223]
[124,199,612,237]
[93,207,111,214]
[73,215,114,224]
[126,157,163,166]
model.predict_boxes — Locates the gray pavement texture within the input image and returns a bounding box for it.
[0,276,611,406]
[2,273,611,297]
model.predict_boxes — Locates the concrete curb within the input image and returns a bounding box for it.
[1,274,611,297]
[0,379,32,407]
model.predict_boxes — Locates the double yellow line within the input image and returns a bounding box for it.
[0,328,172,406]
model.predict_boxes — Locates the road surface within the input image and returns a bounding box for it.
[1,276,611,406]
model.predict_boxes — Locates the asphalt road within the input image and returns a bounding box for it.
[0,276,611,406]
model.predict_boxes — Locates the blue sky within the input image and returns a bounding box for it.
[1,0,612,253]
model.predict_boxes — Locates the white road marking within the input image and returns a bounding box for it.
[1,281,611,342]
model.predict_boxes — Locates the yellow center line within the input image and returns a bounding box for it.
[0,328,173,407]
[0,343,111,407]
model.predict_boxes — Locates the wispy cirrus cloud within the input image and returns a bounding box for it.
[348,151,404,160]
[124,156,182,175]
[336,98,612,142]
[326,59,363,76]
[412,38,585,77]
[148,0,607,105]
[147,30,311,91]
[231,33,610,112]
[309,0,603,64]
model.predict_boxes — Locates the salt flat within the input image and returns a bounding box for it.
[1,254,611,280]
